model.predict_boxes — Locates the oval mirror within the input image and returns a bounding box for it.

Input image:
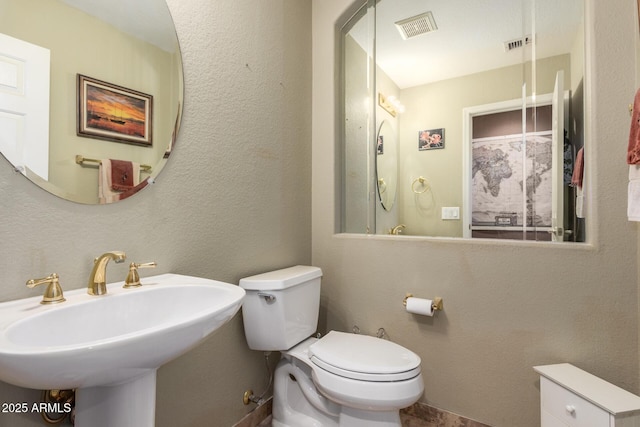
[0,0,183,204]
[376,120,398,211]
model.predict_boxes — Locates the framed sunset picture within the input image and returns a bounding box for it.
[77,74,153,146]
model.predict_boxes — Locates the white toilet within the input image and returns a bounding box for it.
[239,265,424,427]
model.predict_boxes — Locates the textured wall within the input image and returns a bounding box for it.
[0,1,311,426]
[312,0,639,426]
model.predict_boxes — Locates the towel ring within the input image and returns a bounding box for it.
[411,176,430,194]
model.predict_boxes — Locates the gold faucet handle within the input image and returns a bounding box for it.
[124,262,157,288]
[388,224,406,235]
[26,273,66,305]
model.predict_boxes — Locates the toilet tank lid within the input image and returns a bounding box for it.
[239,265,322,290]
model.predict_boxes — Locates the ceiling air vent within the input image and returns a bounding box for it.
[504,35,533,52]
[395,12,438,40]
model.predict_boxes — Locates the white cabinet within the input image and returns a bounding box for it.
[534,364,640,427]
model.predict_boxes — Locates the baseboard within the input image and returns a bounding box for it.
[232,398,272,427]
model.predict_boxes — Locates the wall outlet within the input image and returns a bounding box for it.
[442,207,460,220]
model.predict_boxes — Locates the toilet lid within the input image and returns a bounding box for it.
[308,331,421,382]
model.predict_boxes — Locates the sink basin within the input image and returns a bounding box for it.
[0,273,245,426]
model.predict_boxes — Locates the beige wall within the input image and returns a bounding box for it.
[0,0,311,426]
[313,1,638,426]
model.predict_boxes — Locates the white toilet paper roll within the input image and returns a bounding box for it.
[405,297,434,316]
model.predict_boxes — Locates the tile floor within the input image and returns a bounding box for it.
[252,412,490,427]
[235,399,492,427]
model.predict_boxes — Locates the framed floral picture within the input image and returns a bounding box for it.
[418,128,445,150]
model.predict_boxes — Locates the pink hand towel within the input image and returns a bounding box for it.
[571,147,584,188]
[628,88,640,164]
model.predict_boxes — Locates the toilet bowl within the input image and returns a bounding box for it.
[309,331,424,412]
[239,266,424,427]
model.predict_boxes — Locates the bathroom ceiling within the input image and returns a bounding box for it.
[351,0,584,89]
[60,0,177,52]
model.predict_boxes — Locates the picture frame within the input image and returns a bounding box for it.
[77,74,153,147]
[418,128,445,150]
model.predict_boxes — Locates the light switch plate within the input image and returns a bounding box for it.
[442,207,460,220]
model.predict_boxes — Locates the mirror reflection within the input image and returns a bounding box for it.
[0,0,183,204]
[341,0,585,242]
[376,120,398,211]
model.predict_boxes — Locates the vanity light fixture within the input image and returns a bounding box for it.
[378,93,405,117]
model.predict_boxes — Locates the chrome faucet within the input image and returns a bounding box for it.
[388,224,406,235]
[88,251,126,295]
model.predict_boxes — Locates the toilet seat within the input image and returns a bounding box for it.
[307,331,424,411]
[308,331,421,382]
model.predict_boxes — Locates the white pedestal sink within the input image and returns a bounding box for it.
[0,273,245,427]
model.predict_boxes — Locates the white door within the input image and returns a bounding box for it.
[550,71,565,242]
[0,33,50,180]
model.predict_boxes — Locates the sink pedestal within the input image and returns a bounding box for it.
[75,370,157,427]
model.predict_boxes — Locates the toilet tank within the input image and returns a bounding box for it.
[239,266,322,351]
